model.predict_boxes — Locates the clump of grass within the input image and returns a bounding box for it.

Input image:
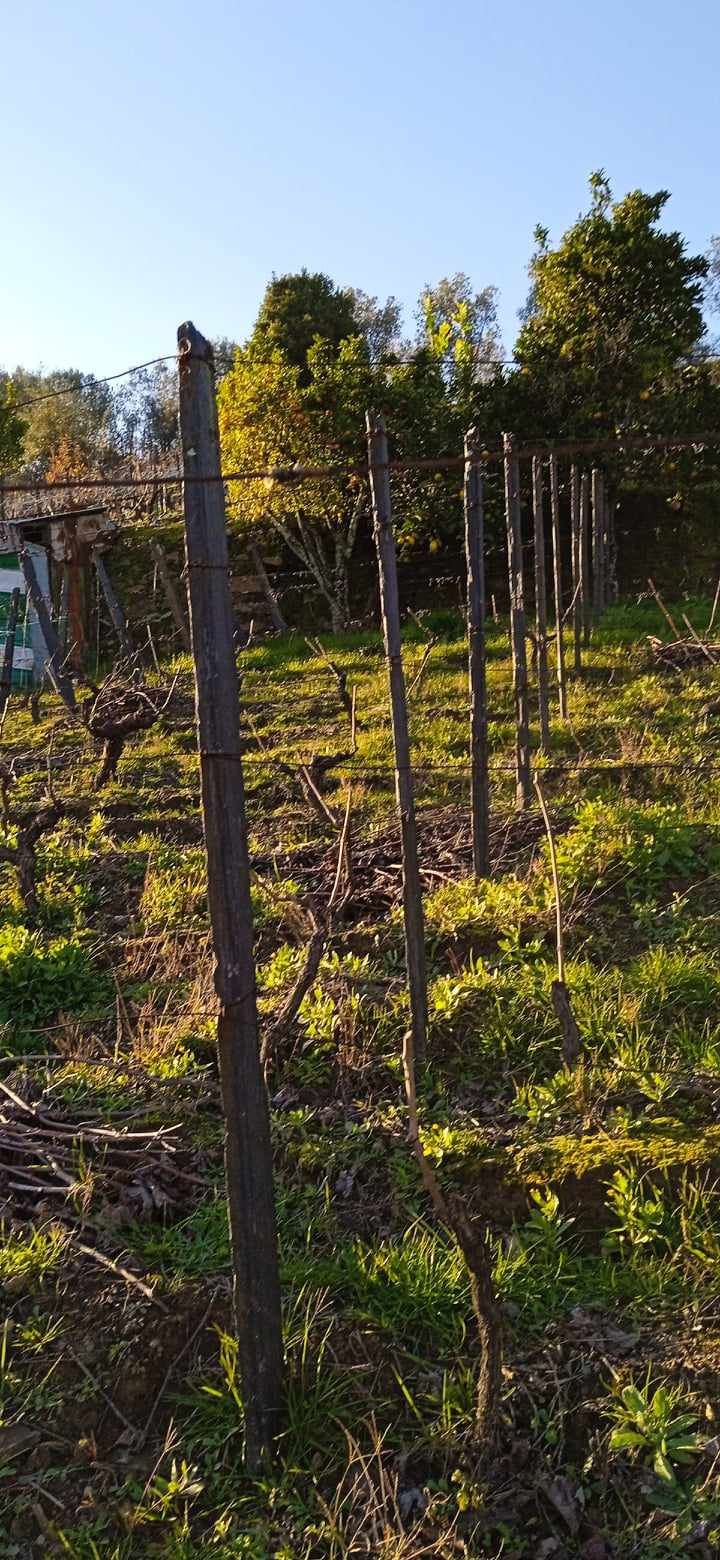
[0,1223,68,1293]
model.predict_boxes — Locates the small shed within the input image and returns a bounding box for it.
[0,507,116,684]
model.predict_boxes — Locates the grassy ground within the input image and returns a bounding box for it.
[3,599,720,1557]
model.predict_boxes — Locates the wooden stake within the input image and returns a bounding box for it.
[502,434,532,809]
[0,588,20,718]
[149,541,191,652]
[464,430,490,879]
[532,456,550,753]
[366,411,428,1063]
[570,464,582,673]
[93,551,133,659]
[549,456,567,720]
[591,468,604,616]
[17,546,77,715]
[178,321,283,1471]
[580,471,591,649]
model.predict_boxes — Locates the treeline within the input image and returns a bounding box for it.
[1,173,720,626]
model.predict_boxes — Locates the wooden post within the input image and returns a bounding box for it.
[502,434,532,809]
[17,545,77,714]
[177,321,283,1471]
[591,468,604,615]
[464,429,489,879]
[570,464,582,673]
[64,517,86,672]
[532,456,550,753]
[549,456,567,720]
[580,472,591,648]
[93,551,133,659]
[149,540,191,652]
[248,542,287,634]
[366,411,428,1062]
[606,492,618,603]
[0,588,20,717]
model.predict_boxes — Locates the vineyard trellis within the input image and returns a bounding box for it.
[2,326,720,1466]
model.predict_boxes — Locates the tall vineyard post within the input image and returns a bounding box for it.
[503,434,532,809]
[570,464,582,673]
[591,468,605,616]
[0,587,20,719]
[367,411,428,1065]
[464,429,490,879]
[549,455,568,719]
[177,321,283,1471]
[532,455,550,753]
[580,470,591,649]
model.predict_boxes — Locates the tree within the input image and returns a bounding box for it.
[417,274,503,416]
[513,172,708,437]
[344,290,405,361]
[249,271,359,379]
[0,383,26,473]
[218,337,378,630]
[7,367,118,476]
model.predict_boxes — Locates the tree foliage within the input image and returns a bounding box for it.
[512,172,708,437]
[249,271,359,379]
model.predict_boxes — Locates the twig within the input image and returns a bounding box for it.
[69,1236,169,1313]
[647,577,681,638]
[68,1346,139,1438]
[708,573,720,634]
[682,612,719,665]
[137,1296,217,1448]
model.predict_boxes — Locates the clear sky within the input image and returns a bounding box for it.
[2,0,718,376]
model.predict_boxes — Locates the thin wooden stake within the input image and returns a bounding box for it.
[591,468,604,616]
[549,456,567,720]
[93,551,133,659]
[570,465,582,673]
[502,433,532,809]
[150,541,191,652]
[464,430,490,878]
[17,546,77,715]
[0,588,20,718]
[532,456,550,753]
[580,471,591,649]
[367,410,428,1063]
[178,320,283,1471]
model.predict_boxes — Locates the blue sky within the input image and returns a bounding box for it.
[3,0,717,375]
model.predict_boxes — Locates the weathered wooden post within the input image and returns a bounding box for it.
[580,471,591,648]
[93,551,133,659]
[0,588,20,718]
[17,545,77,715]
[549,456,567,719]
[150,540,191,652]
[366,411,428,1063]
[177,321,283,1470]
[532,456,550,753]
[570,464,582,673]
[591,468,605,615]
[464,429,490,879]
[503,434,532,809]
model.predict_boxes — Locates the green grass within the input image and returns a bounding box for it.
[4,597,720,1556]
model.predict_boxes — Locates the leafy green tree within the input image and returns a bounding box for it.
[0,382,26,473]
[513,172,708,437]
[249,271,359,380]
[219,336,378,630]
[7,367,118,476]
